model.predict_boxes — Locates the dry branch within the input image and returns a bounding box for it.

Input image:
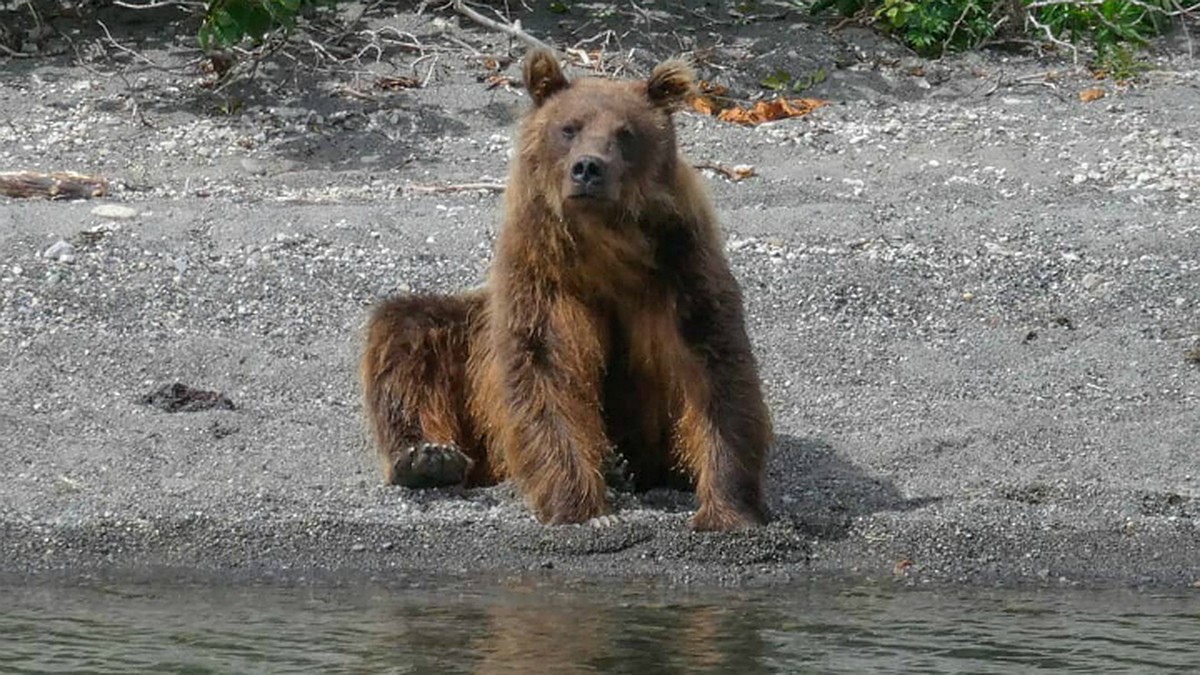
[0,42,33,58]
[0,172,109,199]
[403,181,508,194]
[693,161,756,182]
[451,0,556,53]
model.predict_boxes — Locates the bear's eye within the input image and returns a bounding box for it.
[561,123,580,141]
[616,126,637,149]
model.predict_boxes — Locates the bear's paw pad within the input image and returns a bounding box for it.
[392,443,470,489]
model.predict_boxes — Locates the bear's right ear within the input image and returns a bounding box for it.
[523,49,569,107]
[646,59,696,112]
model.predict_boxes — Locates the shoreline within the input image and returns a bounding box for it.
[2,8,1198,591]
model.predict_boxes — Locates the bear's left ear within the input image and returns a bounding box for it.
[524,49,569,107]
[646,59,696,112]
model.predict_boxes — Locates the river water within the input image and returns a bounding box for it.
[1,579,1197,673]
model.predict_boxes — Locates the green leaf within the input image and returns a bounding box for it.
[760,68,793,91]
[792,68,827,92]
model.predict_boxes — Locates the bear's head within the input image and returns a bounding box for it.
[516,50,695,221]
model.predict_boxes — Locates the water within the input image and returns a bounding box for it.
[1,579,1198,674]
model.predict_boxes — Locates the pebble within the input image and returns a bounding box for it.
[42,240,76,264]
[1082,273,1106,291]
[240,158,268,176]
[92,204,139,220]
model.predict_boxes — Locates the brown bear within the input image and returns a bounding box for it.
[360,50,772,531]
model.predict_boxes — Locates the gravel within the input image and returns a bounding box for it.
[0,7,1198,589]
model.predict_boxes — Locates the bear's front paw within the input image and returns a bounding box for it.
[390,443,471,489]
[535,491,608,526]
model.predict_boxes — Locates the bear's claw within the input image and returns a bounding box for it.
[390,442,471,489]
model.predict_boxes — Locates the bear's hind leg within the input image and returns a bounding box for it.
[360,294,481,489]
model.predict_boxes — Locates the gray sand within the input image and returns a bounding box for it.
[1,6,1198,588]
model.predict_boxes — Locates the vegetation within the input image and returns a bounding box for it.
[0,0,1193,79]
[181,0,1194,67]
[807,0,1188,59]
[198,0,323,50]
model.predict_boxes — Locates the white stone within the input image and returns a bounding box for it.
[43,240,76,263]
[91,204,139,220]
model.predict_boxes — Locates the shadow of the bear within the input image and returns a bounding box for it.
[461,435,937,565]
[766,435,940,541]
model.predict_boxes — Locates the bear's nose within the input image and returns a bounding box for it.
[570,155,606,188]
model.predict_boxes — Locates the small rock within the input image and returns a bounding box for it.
[91,204,139,220]
[1082,273,1105,291]
[42,240,76,263]
[139,382,235,413]
[240,158,268,176]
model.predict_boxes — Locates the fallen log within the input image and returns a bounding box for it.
[0,171,109,199]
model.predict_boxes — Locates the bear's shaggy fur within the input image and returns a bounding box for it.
[360,50,772,530]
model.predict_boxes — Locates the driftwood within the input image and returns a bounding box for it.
[403,181,507,194]
[0,171,109,199]
[451,1,556,54]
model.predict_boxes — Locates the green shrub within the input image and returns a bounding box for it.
[874,0,999,55]
[199,0,328,49]
[809,0,1183,58]
[1029,0,1173,54]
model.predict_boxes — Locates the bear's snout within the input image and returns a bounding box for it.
[568,155,608,197]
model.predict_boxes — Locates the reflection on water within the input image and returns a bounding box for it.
[1,579,1198,674]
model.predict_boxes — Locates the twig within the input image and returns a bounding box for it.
[942,0,977,58]
[420,53,440,86]
[210,36,289,94]
[1025,12,1079,63]
[112,0,198,8]
[334,84,380,101]
[0,42,33,58]
[451,0,556,53]
[1171,0,1195,59]
[404,181,507,194]
[693,161,756,182]
[96,19,175,71]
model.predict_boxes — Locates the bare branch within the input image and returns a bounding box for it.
[0,42,34,58]
[96,19,169,70]
[693,161,757,182]
[112,0,202,9]
[451,0,556,53]
[404,181,508,194]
